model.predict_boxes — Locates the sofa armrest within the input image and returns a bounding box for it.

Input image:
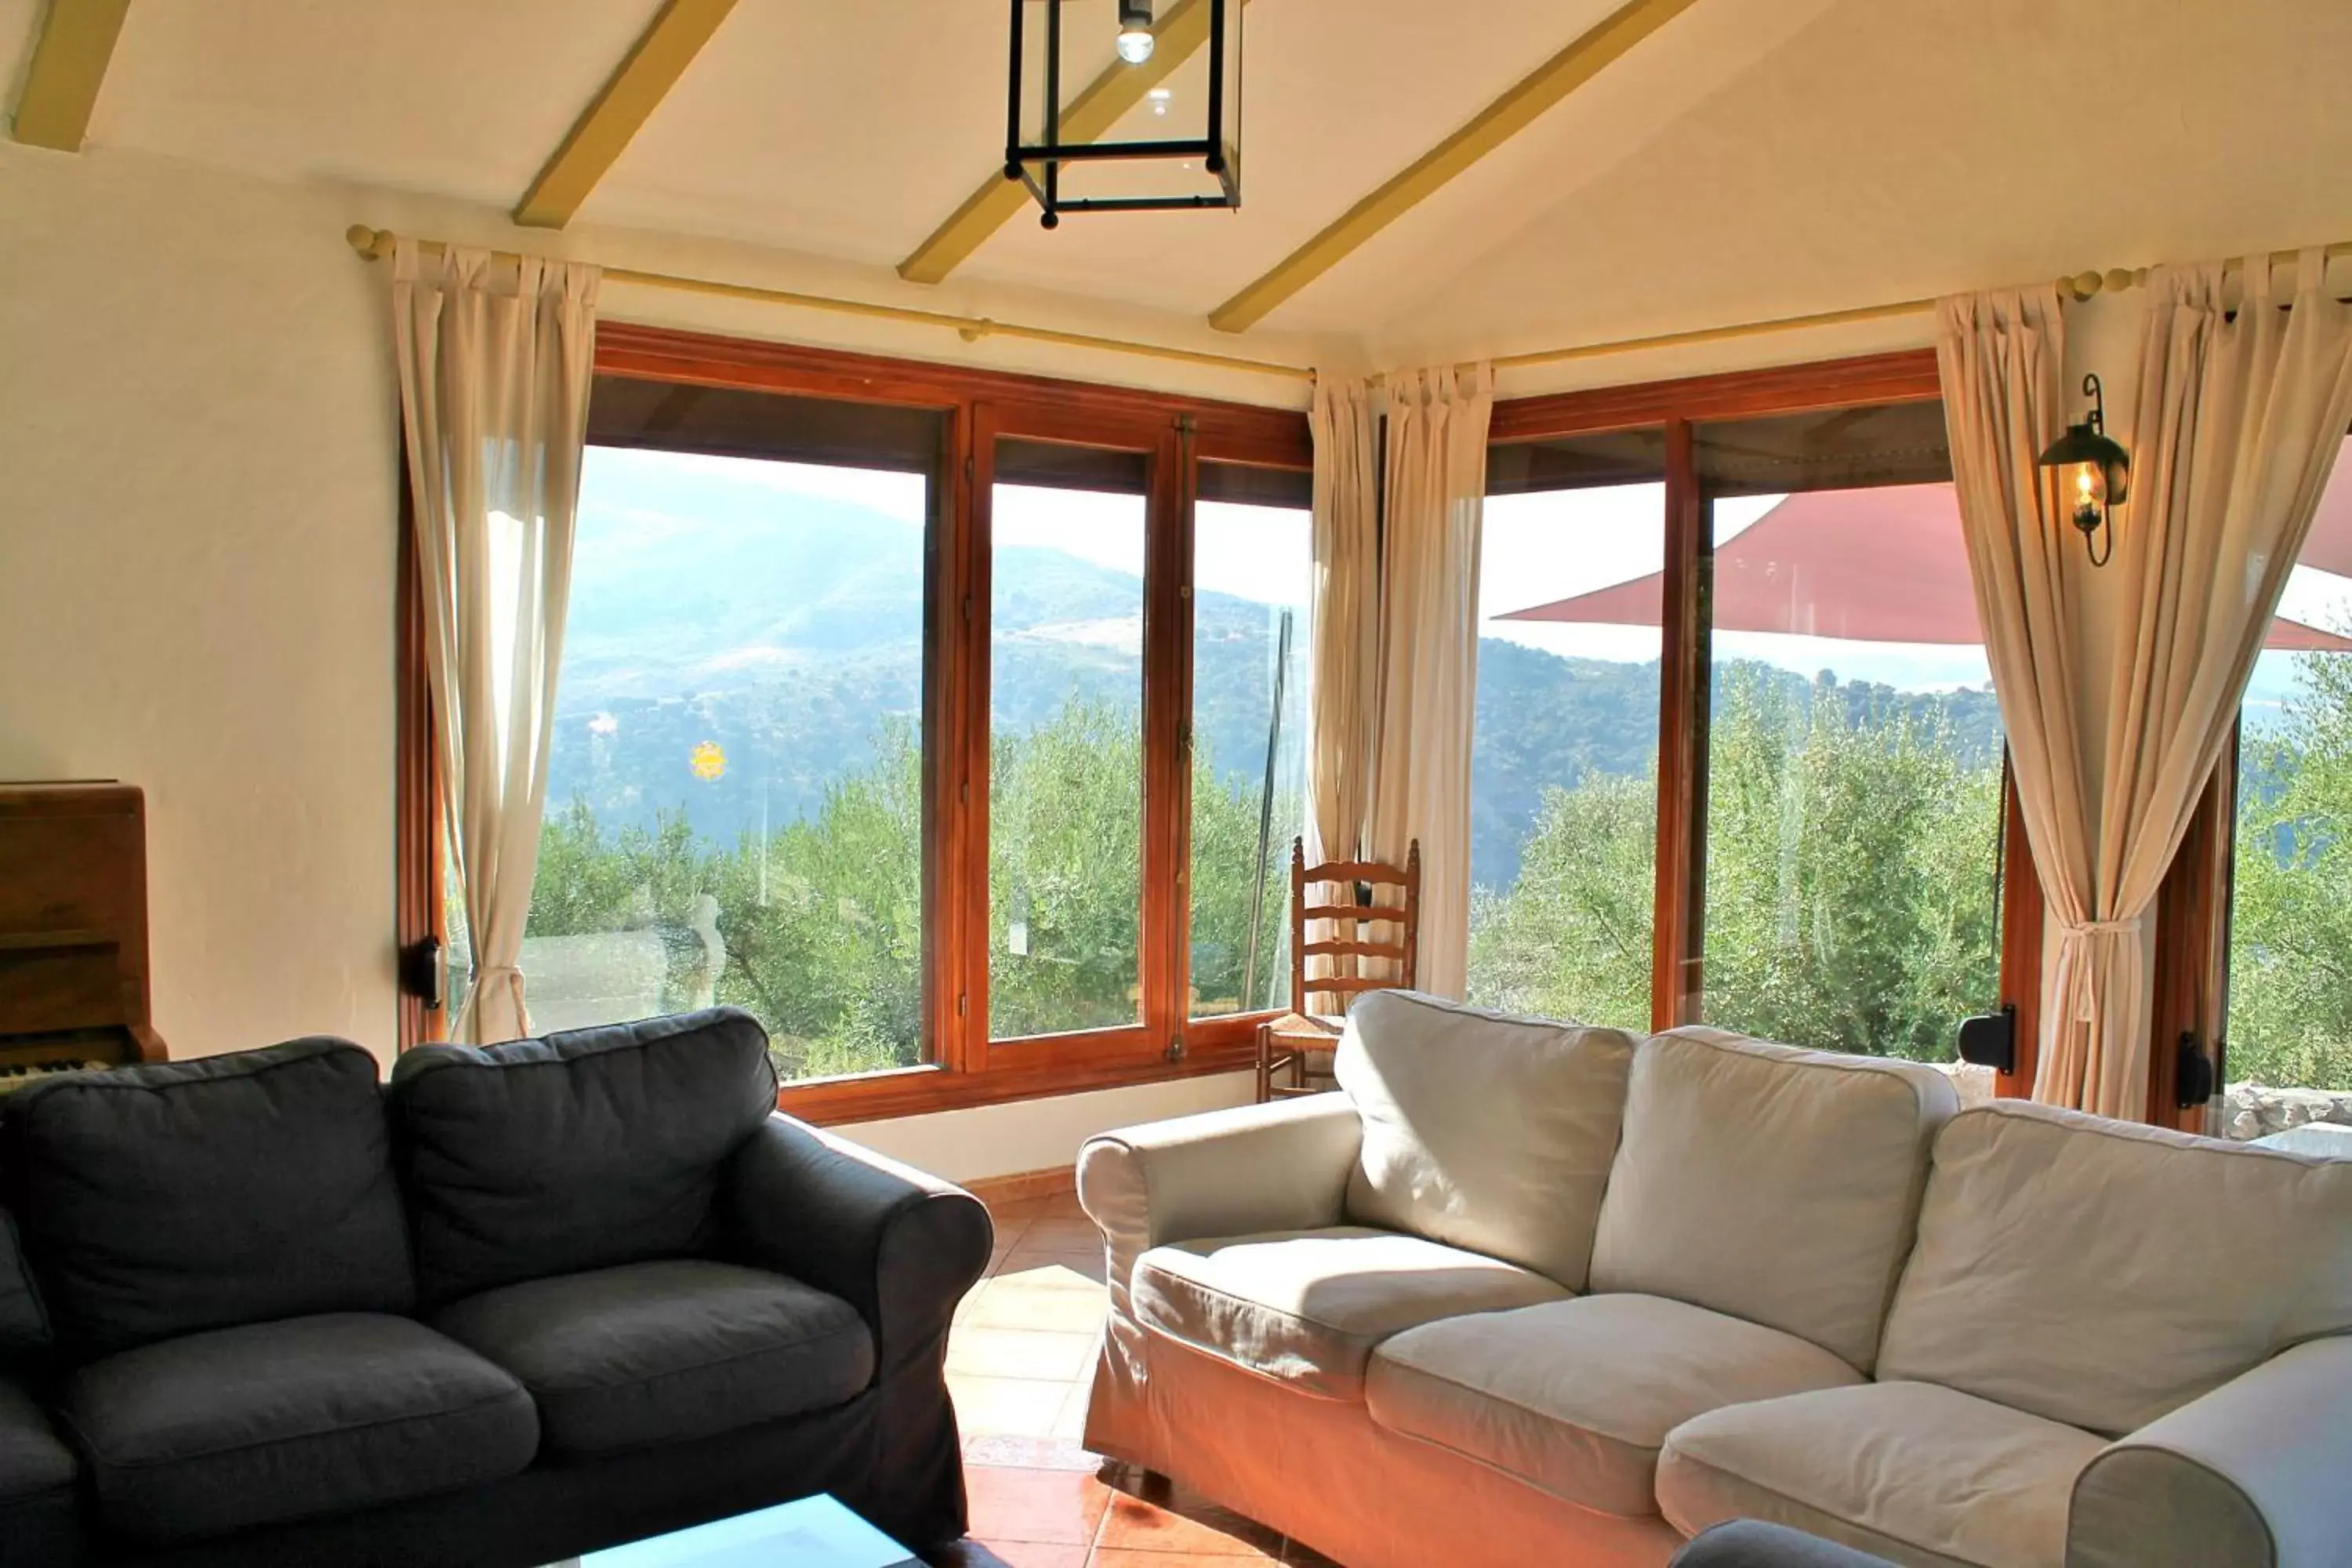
[1078,1095,1363,1265]
[723,1116,993,1376]
[2069,1335,2352,1568]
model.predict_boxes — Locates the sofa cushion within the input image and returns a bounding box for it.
[1656,1381,2103,1568]
[1,1040,413,1356]
[0,1211,49,1367]
[1337,990,1637,1290]
[0,1377,74,1504]
[389,1007,780,1305]
[433,1258,873,1457]
[1367,1294,1864,1517]
[1878,1100,2352,1437]
[60,1312,536,1544]
[1132,1225,1569,1401]
[1588,1027,1955,1371]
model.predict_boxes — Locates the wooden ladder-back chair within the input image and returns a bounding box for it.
[1255,837,1421,1101]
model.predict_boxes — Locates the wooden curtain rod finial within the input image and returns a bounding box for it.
[347,225,390,260]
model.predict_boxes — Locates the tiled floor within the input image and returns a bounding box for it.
[931,1193,1339,1568]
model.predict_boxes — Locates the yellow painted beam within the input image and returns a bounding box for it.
[12,0,133,152]
[898,0,1236,285]
[512,0,739,230]
[1210,0,1702,333]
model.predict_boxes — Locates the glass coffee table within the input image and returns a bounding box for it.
[548,1495,920,1567]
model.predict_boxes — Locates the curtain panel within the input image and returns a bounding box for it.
[1305,376,1380,870]
[1367,363,1494,999]
[390,238,599,1044]
[1942,254,2352,1117]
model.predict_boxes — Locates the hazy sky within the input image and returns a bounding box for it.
[583,446,2352,710]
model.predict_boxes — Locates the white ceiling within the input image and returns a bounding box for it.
[8,0,2351,365]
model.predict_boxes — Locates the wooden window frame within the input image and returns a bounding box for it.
[396,325,1310,1126]
[1488,350,2045,1080]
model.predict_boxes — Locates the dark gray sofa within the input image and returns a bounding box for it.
[0,1007,991,1567]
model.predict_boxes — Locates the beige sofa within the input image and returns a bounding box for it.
[1076,990,2352,1568]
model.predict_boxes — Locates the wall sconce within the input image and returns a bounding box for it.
[2038,373,2131,567]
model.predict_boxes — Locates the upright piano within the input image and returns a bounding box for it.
[0,782,169,1093]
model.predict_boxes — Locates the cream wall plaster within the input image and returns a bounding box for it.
[0,143,1301,1180]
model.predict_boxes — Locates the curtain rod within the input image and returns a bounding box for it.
[350,226,2352,387]
[343,226,1318,383]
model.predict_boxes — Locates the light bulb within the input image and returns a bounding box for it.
[1116,26,1155,64]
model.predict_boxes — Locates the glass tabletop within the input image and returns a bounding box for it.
[549,1494,918,1568]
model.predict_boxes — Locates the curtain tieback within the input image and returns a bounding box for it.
[2055,918,2140,939]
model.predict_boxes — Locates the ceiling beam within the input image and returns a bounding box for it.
[898,0,1234,286]
[11,0,133,152]
[1209,0,1701,334]
[512,0,739,230]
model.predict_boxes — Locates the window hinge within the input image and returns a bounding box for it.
[956,992,968,1018]
[964,453,976,485]
[1165,1034,1186,1062]
[959,779,969,804]
[1179,722,1192,754]
[962,592,972,625]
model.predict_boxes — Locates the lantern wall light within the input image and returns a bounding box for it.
[2038,372,2132,568]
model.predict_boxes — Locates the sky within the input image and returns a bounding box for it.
[583,446,2352,710]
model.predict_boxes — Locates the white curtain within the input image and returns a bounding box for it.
[2047,250,2352,1114]
[390,238,599,1044]
[1305,375,1380,870]
[1366,363,1494,998]
[1942,256,2352,1117]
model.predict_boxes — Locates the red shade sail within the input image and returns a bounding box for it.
[1499,484,2352,652]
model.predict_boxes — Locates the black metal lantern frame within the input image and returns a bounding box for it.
[1005,0,1241,229]
[2038,372,2132,568]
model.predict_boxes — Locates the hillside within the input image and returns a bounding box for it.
[547,483,2007,893]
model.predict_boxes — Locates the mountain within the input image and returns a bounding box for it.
[546,481,2005,891]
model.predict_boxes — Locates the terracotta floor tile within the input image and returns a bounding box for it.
[927,1537,1092,1567]
[1277,1539,1345,1566]
[1016,1217,1103,1250]
[947,1327,1100,1382]
[1050,1378,1093,1443]
[959,1433,1103,1472]
[963,1276,1113,1334]
[1092,1550,1282,1566]
[963,1464,1112,1546]
[1095,1490,1281,1555]
[949,1372,1074,1439]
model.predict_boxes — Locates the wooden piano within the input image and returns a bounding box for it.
[0,782,169,1094]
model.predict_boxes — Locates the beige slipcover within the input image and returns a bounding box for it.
[1133,1225,1568,1401]
[1338,989,1638,1289]
[1590,1027,1956,1370]
[1656,1381,2103,1568]
[1366,1294,1862,1517]
[1878,1100,2352,1436]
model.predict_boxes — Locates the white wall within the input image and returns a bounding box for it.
[0,144,1294,1178]
[0,143,401,1060]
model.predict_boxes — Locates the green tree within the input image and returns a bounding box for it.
[1469,665,2002,1059]
[2230,648,2352,1091]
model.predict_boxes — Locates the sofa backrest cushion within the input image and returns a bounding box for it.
[1337,990,1638,1290]
[0,1040,412,1357]
[1588,1027,1956,1371]
[390,1007,779,1305]
[1878,1101,2352,1436]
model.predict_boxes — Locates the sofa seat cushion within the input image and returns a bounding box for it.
[433,1258,874,1457]
[0,1378,74,1504]
[60,1312,536,1544]
[1367,1294,1865,1517]
[1655,1381,2105,1568]
[1133,1226,1570,1401]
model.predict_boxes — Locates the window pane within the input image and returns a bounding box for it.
[989,440,1148,1037]
[2225,434,2352,1141]
[1189,463,1312,1018]
[1466,430,1667,1033]
[1692,405,2005,1062]
[522,379,942,1083]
